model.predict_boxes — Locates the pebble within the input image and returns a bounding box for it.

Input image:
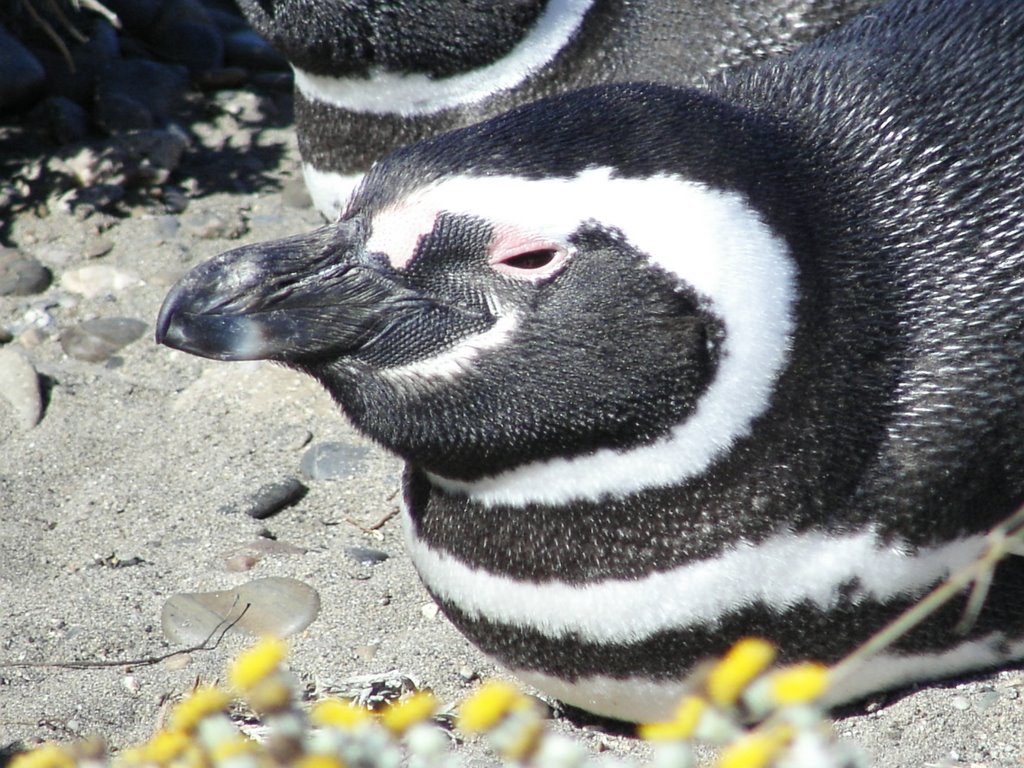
[161,576,321,644]
[300,441,370,481]
[62,265,143,297]
[223,538,308,571]
[949,695,970,711]
[0,23,45,110]
[181,209,248,240]
[237,477,309,519]
[0,327,12,344]
[345,547,389,566]
[420,602,441,621]
[0,347,44,429]
[83,237,115,259]
[0,249,51,296]
[60,317,147,362]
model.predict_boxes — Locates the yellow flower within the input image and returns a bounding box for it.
[10,745,75,768]
[769,662,830,706]
[457,681,524,733]
[380,691,439,734]
[246,678,294,714]
[228,638,287,693]
[310,698,371,729]
[209,737,257,764]
[707,638,777,707]
[638,696,707,742]
[716,726,792,768]
[143,730,191,765]
[170,687,232,734]
[294,757,346,768]
[491,710,544,762]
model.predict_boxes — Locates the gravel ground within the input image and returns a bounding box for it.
[2,22,1024,768]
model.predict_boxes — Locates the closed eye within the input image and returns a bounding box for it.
[491,243,570,280]
[502,249,559,270]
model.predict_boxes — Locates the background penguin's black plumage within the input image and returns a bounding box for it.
[236,0,883,217]
[159,0,1024,720]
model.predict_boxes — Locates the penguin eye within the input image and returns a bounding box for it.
[503,249,558,270]
[490,245,569,280]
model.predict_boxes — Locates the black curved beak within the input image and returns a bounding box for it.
[156,219,423,363]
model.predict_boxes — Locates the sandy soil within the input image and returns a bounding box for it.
[1,86,1023,768]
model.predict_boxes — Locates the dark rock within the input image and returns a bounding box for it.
[60,317,147,362]
[151,0,225,75]
[196,67,248,90]
[95,58,189,125]
[33,96,89,144]
[0,250,52,296]
[345,547,389,566]
[0,24,45,109]
[93,93,154,133]
[300,441,371,481]
[225,29,288,72]
[81,18,121,63]
[241,478,309,520]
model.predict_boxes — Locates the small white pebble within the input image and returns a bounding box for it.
[122,675,140,695]
[420,602,440,620]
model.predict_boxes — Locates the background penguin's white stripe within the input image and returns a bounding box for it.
[404,508,986,645]
[510,634,1024,721]
[390,169,797,505]
[302,164,364,221]
[291,0,594,117]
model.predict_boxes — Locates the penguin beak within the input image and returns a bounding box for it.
[155,220,422,363]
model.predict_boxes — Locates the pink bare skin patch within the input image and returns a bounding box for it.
[365,203,441,269]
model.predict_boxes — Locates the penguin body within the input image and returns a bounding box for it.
[159,0,1024,721]
[236,0,881,219]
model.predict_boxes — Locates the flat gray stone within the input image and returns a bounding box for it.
[161,576,321,644]
[60,317,147,362]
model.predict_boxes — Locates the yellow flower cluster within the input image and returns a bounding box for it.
[638,637,840,768]
[10,637,859,768]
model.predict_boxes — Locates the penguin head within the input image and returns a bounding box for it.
[158,85,800,490]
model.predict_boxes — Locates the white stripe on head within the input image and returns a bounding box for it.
[301,163,364,221]
[380,312,520,383]
[291,0,594,117]
[508,634,1024,722]
[374,168,797,504]
[403,505,986,645]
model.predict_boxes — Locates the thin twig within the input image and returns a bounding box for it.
[43,0,88,44]
[22,0,75,72]
[828,505,1024,688]
[0,604,250,670]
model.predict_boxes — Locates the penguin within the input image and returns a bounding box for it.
[235,0,882,220]
[158,0,1024,722]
